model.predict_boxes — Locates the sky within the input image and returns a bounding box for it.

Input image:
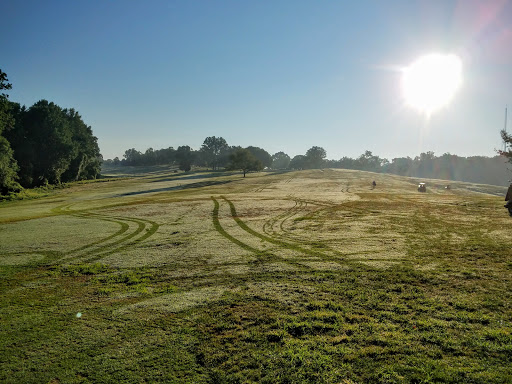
[2,0,512,161]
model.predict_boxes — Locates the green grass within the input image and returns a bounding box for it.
[1,168,511,383]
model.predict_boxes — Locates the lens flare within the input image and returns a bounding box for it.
[402,53,462,116]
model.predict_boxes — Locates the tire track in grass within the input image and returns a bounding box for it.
[211,197,264,255]
[226,196,375,265]
[221,196,334,260]
[262,199,304,238]
[264,198,329,244]
[211,197,313,269]
[68,216,130,253]
[50,204,134,260]
[262,200,291,236]
[279,199,309,236]
[51,204,159,263]
[80,216,160,263]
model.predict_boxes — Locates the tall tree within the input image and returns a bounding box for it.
[18,100,75,185]
[61,108,102,181]
[6,100,101,187]
[0,69,21,194]
[356,150,384,172]
[227,148,263,177]
[123,148,143,165]
[289,155,306,170]
[271,151,291,169]
[246,146,272,168]
[305,146,326,169]
[201,136,229,170]
[176,145,195,172]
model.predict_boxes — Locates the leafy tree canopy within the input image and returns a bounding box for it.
[289,155,306,170]
[201,136,229,170]
[0,69,20,194]
[246,146,272,168]
[271,151,291,169]
[227,148,263,177]
[176,145,195,172]
[4,99,101,188]
[305,146,326,169]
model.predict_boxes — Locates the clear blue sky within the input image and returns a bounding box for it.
[2,0,511,161]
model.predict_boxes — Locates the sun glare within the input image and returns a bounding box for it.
[401,53,462,116]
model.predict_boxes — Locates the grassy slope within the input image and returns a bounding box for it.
[1,168,511,383]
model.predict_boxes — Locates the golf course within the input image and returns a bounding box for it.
[1,167,511,383]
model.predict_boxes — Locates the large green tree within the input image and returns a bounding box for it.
[123,148,143,165]
[0,69,21,194]
[289,155,306,170]
[271,151,291,169]
[14,100,74,185]
[6,100,101,187]
[176,145,195,172]
[305,146,326,169]
[246,146,272,168]
[61,108,102,181]
[227,148,263,177]
[200,136,229,170]
[356,150,385,172]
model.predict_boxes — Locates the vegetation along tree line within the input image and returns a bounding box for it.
[0,69,101,196]
[2,67,511,196]
[108,142,512,186]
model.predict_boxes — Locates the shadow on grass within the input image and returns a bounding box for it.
[117,179,235,197]
[148,171,233,183]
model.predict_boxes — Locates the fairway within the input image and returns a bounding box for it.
[1,168,511,383]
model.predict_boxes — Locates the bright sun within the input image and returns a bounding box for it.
[401,53,462,116]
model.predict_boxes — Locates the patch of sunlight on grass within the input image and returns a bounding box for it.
[214,264,251,275]
[0,253,46,266]
[487,229,512,242]
[299,261,348,271]
[415,263,439,271]
[246,281,317,306]
[0,216,121,254]
[259,262,299,272]
[115,286,232,314]
[358,260,400,269]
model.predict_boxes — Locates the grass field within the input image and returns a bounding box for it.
[1,167,511,383]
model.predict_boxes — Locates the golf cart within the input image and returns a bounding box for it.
[418,182,426,193]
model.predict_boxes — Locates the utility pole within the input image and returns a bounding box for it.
[505,107,508,152]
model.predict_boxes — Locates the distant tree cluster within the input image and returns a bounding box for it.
[0,69,101,195]
[104,136,274,175]
[107,135,511,186]
[326,150,510,186]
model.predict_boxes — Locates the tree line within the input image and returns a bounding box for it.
[0,69,101,196]
[106,138,511,186]
[2,64,511,195]
[106,137,275,177]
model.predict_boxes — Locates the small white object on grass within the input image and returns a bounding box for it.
[76,312,82,318]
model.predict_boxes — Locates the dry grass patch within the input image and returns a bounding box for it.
[245,281,317,306]
[0,253,46,266]
[115,286,232,314]
[357,260,401,269]
[1,216,121,254]
[298,261,348,271]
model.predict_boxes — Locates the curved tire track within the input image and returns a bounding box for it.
[51,204,159,263]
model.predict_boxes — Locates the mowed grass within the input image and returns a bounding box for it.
[1,168,511,383]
